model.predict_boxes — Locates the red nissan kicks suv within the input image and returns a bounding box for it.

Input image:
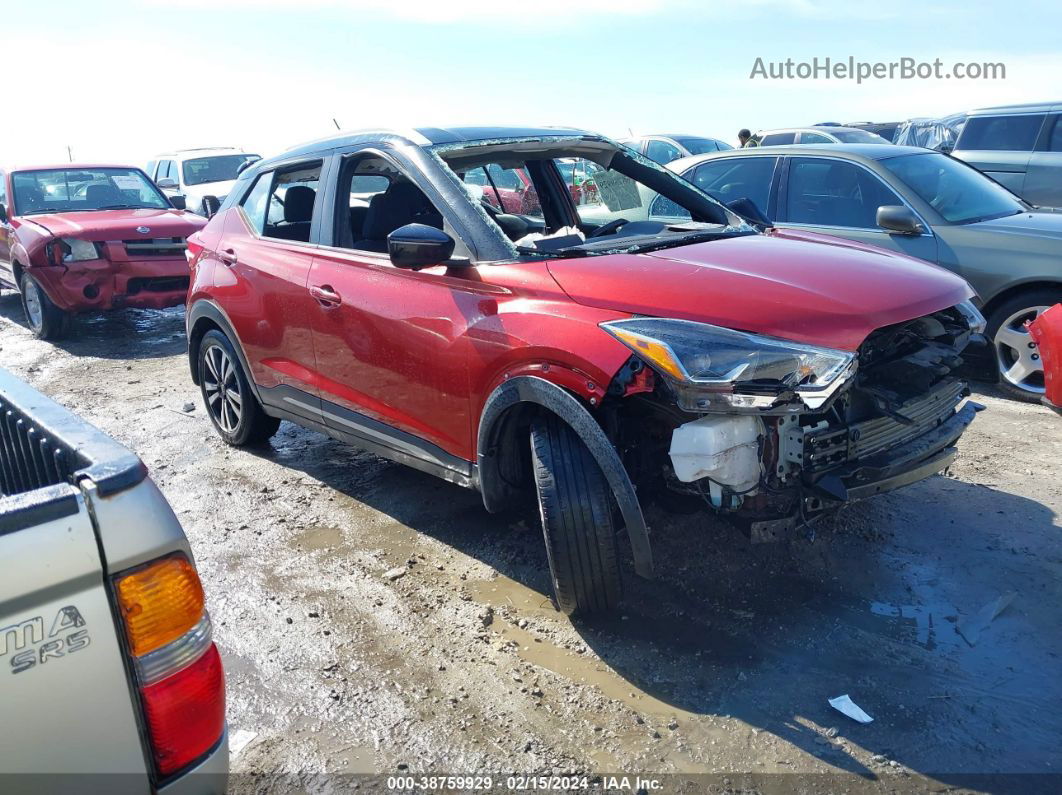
[185,127,984,616]
[0,164,204,340]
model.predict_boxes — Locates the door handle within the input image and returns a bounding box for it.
[218,248,238,266]
[309,284,342,307]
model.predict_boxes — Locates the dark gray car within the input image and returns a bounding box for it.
[951,101,1062,209]
[667,145,1062,400]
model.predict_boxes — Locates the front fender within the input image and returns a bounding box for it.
[477,375,653,579]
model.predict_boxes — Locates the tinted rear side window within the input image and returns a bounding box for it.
[1048,116,1062,152]
[690,157,777,216]
[958,114,1046,151]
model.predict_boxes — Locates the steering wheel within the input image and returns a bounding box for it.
[588,218,629,238]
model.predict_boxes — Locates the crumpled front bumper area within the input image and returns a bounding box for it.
[33,257,191,313]
[806,399,983,503]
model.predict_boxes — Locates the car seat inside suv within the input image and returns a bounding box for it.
[265,184,315,242]
[353,181,443,252]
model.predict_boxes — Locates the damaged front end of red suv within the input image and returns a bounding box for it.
[599,303,985,541]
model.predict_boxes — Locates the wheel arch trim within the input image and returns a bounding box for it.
[185,299,263,403]
[477,375,653,579]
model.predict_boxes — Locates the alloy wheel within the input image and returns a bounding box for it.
[203,344,243,433]
[994,304,1049,395]
[22,279,43,331]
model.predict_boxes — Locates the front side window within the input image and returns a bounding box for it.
[645,139,683,164]
[882,152,1023,224]
[1047,116,1062,152]
[691,157,777,215]
[183,154,262,187]
[240,172,273,233]
[800,132,834,144]
[828,129,890,144]
[261,163,321,242]
[12,168,170,215]
[958,114,1046,152]
[785,158,903,229]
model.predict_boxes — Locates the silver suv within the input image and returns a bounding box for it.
[148,147,261,217]
[951,101,1062,209]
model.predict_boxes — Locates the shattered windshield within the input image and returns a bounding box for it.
[437,136,753,258]
[12,168,170,215]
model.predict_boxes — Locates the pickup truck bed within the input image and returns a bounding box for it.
[0,367,227,794]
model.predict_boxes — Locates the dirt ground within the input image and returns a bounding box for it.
[2,295,1060,794]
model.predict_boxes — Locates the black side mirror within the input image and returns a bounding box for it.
[202,196,221,218]
[169,195,187,211]
[0,204,7,223]
[877,205,924,235]
[725,197,771,228]
[388,223,456,269]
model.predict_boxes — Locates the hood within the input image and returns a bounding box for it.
[546,228,973,351]
[23,208,206,241]
[183,179,237,200]
[965,210,1062,243]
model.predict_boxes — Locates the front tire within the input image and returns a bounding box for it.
[19,272,70,341]
[986,289,1061,402]
[197,329,280,445]
[530,413,622,617]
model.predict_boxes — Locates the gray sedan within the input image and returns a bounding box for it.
[666,145,1062,400]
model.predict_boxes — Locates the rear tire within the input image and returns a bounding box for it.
[986,289,1061,402]
[19,272,70,341]
[197,329,280,446]
[530,413,622,616]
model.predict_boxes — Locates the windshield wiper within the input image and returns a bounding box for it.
[622,228,755,254]
[516,245,587,258]
[95,204,145,210]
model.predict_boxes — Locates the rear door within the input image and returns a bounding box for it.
[1024,112,1062,208]
[682,155,781,218]
[776,156,938,263]
[953,113,1046,195]
[213,159,329,421]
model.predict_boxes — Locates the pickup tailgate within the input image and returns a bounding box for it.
[0,371,152,791]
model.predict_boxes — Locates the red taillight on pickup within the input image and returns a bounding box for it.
[141,644,225,776]
[114,554,225,780]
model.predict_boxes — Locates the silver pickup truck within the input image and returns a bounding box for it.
[0,367,227,794]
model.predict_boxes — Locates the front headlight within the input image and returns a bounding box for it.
[601,317,856,413]
[955,299,987,334]
[59,237,100,262]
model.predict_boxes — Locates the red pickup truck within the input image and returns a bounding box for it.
[0,164,205,340]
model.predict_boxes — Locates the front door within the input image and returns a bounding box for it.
[777,156,938,264]
[1024,114,1062,209]
[306,153,486,474]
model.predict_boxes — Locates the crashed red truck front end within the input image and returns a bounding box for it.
[29,235,194,312]
[2,165,206,339]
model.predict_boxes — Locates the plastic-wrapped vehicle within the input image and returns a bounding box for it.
[0,367,227,793]
[0,164,205,340]
[184,126,983,616]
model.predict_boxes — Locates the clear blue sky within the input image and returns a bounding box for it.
[7,0,1060,164]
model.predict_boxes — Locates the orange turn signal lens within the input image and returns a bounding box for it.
[606,326,688,382]
[116,556,205,657]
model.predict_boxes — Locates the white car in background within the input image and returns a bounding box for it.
[754,126,892,146]
[148,148,261,217]
[619,134,733,164]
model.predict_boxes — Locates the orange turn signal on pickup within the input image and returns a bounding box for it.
[116,556,205,657]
